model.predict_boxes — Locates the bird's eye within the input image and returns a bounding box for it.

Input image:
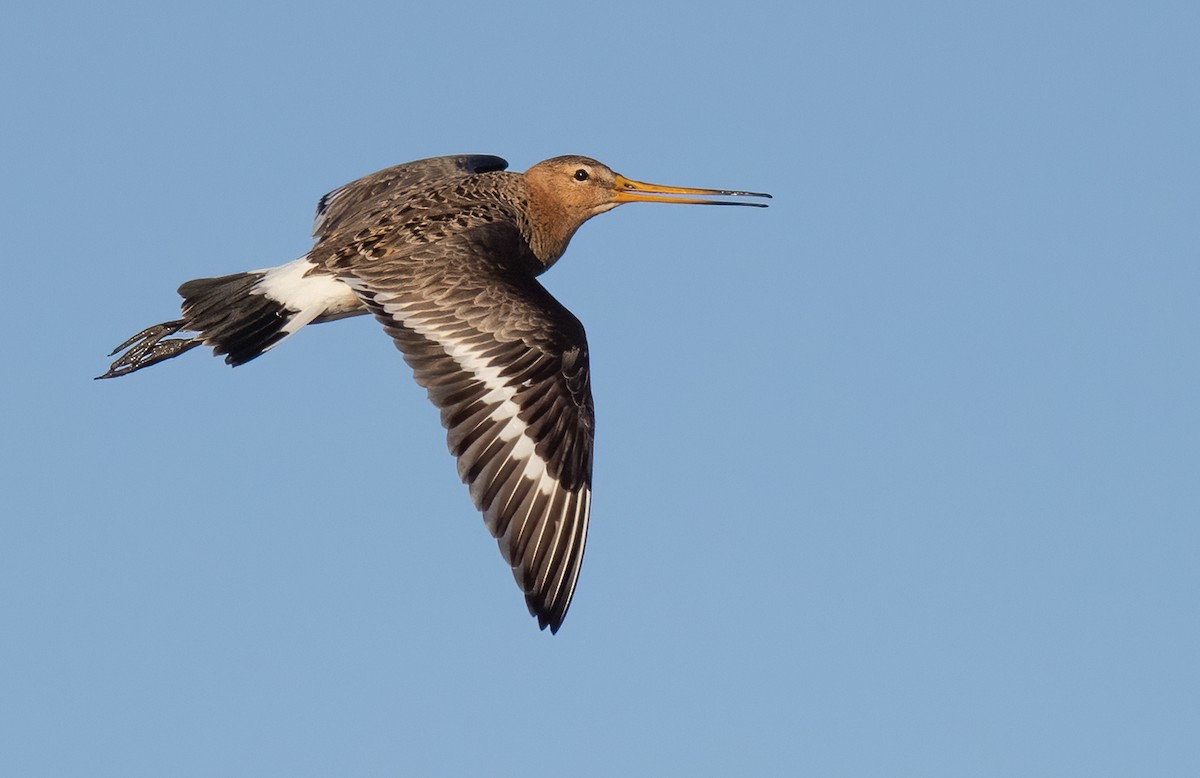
[574,169,589,182]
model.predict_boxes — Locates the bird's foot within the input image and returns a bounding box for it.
[96,320,202,379]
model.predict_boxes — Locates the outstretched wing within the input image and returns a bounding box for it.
[342,225,594,633]
[313,155,509,240]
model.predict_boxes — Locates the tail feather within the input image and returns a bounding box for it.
[180,273,291,366]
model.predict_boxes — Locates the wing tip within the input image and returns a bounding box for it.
[529,597,567,634]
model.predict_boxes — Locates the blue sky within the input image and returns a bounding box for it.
[3,2,1198,775]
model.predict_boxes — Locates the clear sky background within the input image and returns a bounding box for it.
[3,2,1197,775]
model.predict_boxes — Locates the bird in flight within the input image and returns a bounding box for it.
[99,154,770,632]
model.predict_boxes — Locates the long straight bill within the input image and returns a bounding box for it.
[612,174,772,207]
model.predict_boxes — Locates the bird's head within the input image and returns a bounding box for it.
[525,155,771,219]
[521,155,771,265]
